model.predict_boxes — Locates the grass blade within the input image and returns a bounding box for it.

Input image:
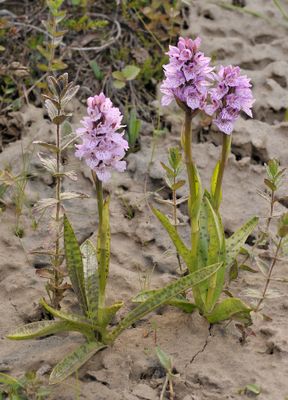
[49,341,106,384]
[273,0,288,21]
[0,372,22,387]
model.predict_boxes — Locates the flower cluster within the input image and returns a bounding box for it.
[160,36,214,111]
[205,65,255,135]
[75,93,128,182]
[161,37,255,135]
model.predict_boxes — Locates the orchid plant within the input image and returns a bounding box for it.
[136,37,259,324]
[8,88,221,384]
[6,35,264,385]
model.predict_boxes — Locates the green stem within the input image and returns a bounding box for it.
[214,134,232,210]
[183,110,198,261]
[172,176,182,272]
[92,171,105,325]
[255,237,282,312]
[52,108,62,309]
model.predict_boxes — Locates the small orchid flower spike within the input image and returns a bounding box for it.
[206,65,255,135]
[75,93,129,182]
[160,36,214,111]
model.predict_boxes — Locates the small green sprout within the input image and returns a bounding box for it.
[37,0,67,74]
[112,65,140,89]
[89,60,104,82]
[156,347,178,400]
[239,383,261,396]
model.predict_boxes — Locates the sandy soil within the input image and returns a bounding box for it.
[1,1,288,399]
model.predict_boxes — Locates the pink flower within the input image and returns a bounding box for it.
[160,37,214,110]
[75,93,128,182]
[207,65,255,135]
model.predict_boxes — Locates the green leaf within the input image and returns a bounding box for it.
[40,299,98,332]
[81,240,99,320]
[166,295,197,313]
[64,215,87,313]
[102,302,124,328]
[49,341,106,384]
[61,120,73,137]
[112,71,125,81]
[38,151,57,174]
[61,85,80,106]
[90,60,103,81]
[254,256,269,276]
[210,160,221,201]
[229,261,238,281]
[36,44,51,61]
[244,383,261,395]
[198,201,209,269]
[205,194,224,265]
[160,162,174,176]
[7,320,72,340]
[171,180,185,191]
[109,262,222,340]
[264,178,277,191]
[51,60,68,71]
[203,194,226,312]
[156,347,172,372]
[226,217,259,268]
[0,373,22,387]
[132,290,197,313]
[128,110,141,147]
[46,75,60,96]
[52,114,71,125]
[189,164,203,224]
[122,65,140,81]
[33,141,59,153]
[205,298,252,324]
[45,99,58,122]
[37,63,49,72]
[97,199,111,301]
[113,80,126,89]
[152,207,193,270]
[239,264,258,273]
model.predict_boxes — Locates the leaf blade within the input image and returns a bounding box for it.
[205,298,252,324]
[152,207,193,269]
[97,199,111,301]
[7,320,71,340]
[64,215,87,313]
[226,217,259,268]
[109,262,222,340]
[81,240,99,320]
[49,341,106,384]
